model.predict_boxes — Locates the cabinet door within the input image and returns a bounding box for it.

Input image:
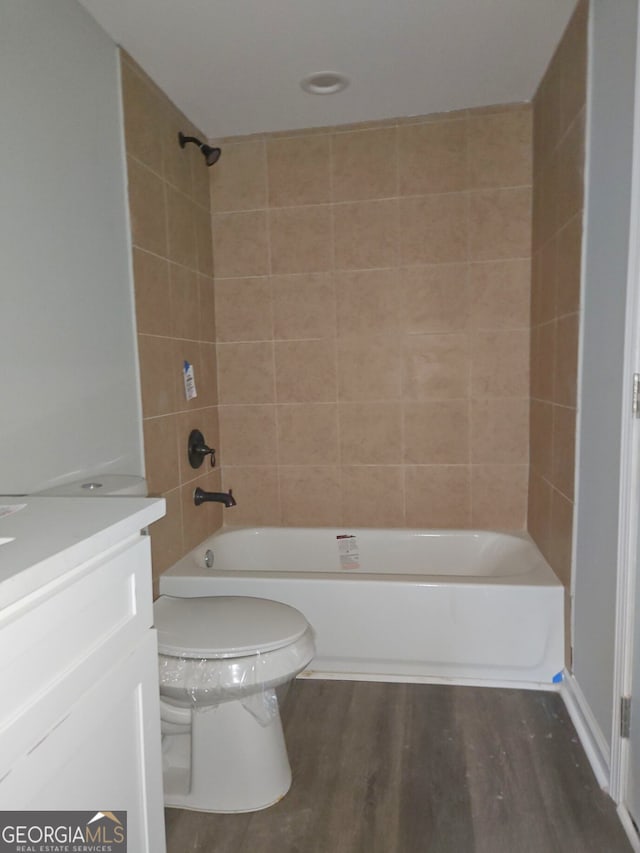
[0,631,166,853]
[0,536,153,773]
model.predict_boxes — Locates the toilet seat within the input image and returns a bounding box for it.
[154,595,315,707]
[157,627,315,702]
[154,595,309,658]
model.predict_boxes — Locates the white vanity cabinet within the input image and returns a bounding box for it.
[0,497,167,853]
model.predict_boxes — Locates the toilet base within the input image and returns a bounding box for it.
[162,696,292,813]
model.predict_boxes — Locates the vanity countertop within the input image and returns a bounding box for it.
[0,495,165,609]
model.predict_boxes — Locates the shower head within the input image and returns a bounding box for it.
[178,132,221,167]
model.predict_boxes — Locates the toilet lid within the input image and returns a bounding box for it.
[154,595,310,659]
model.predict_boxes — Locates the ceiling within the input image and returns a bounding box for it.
[78,0,578,140]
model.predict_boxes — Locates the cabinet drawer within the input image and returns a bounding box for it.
[0,536,152,731]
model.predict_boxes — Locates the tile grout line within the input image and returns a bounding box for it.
[328,131,343,527]
[160,165,187,554]
[222,462,528,469]
[210,183,535,217]
[213,256,534,281]
[263,137,283,525]
[131,242,207,278]
[211,102,529,146]
[126,150,211,214]
[465,114,474,528]
[394,123,408,528]
[210,159,225,510]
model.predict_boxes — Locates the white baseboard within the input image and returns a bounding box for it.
[618,804,640,852]
[560,671,611,790]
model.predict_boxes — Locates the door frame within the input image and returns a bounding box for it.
[611,0,640,820]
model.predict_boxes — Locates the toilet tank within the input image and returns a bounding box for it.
[35,475,148,497]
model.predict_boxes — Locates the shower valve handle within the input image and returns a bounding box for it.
[188,429,216,468]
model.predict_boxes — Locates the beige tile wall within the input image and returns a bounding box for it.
[120,53,222,594]
[210,104,533,528]
[529,1,587,643]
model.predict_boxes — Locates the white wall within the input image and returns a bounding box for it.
[574,0,638,748]
[0,0,143,493]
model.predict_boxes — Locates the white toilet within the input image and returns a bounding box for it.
[35,475,315,813]
[154,594,315,813]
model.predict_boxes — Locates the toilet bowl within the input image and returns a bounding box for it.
[154,594,315,813]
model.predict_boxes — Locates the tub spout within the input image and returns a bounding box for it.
[193,487,237,508]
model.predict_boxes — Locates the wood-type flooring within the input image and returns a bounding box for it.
[165,680,632,853]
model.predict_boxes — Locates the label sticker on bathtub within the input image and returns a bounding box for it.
[337,534,360,570]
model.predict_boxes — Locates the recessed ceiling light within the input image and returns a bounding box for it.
[300,71,349,95]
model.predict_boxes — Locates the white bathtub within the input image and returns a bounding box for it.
[159,527,565,689]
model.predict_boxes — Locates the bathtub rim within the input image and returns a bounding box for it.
[161,525,562,589]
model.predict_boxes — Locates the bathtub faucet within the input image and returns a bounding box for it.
[193,487,237,508]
